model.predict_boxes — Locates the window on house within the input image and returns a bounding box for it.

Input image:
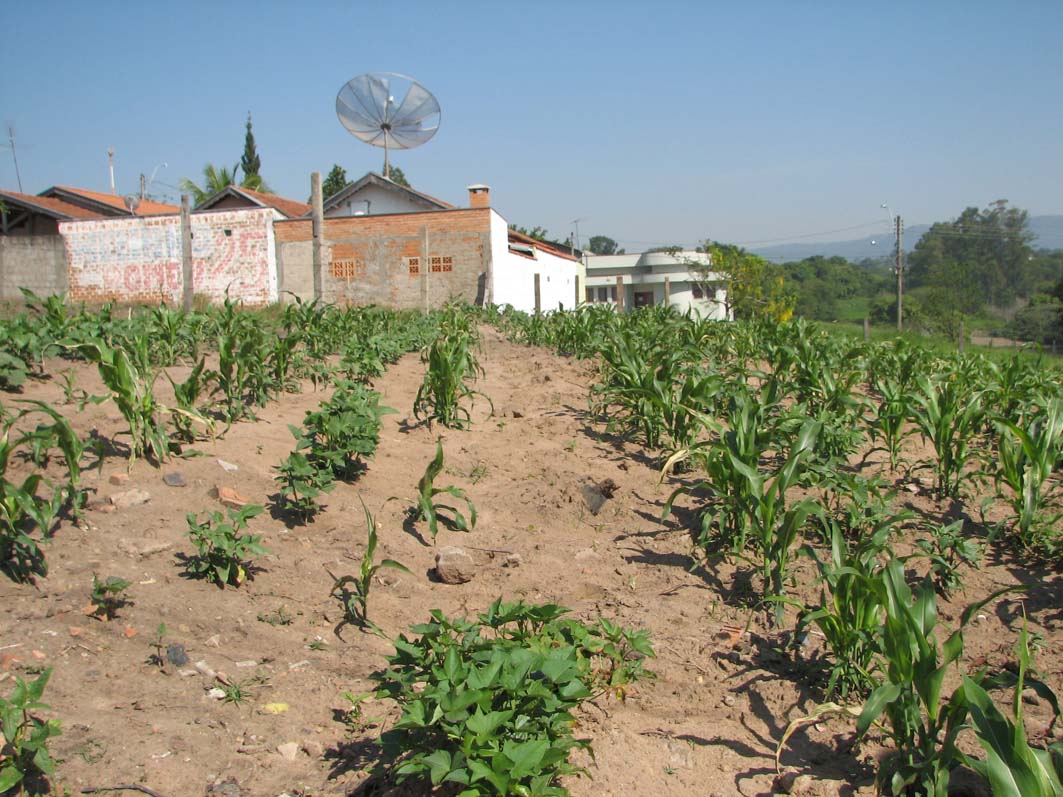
[609,286,618,302]
[408,255,453,275]
[692,284,704,299]
[597,287,608,302]
[585,287,594,303]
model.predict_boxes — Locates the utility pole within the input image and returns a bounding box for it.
[139,173,146,201]
[894,215,904,332]
[6,123,23,193]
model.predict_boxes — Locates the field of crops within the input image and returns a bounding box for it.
[2,295,1062,797]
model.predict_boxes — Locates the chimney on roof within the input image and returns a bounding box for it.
[467,184,490,208]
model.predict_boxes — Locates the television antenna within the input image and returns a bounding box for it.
[335,72,440,180]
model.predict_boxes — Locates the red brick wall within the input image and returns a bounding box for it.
[274,209,492,308]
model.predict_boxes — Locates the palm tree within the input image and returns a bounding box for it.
[180,163,238,205]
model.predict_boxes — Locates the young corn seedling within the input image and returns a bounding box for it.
[790,517,894,699]
[961,618,1063,796]
[166,357,214,443]
[992,399,1063,551]
[413,330,491,429]
[326,500,411,636]
[856,559,1017,797]
[409,440,476,541]
[75,339,171,466]
[909,371,987,501]
[185,504,269,588]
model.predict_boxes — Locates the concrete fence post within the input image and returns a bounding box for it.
[181,195,193,311]
[615,276,625,312]
[534,273,541,313]
[311,172,323,301]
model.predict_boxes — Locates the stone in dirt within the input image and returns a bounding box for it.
[109,489,151,509]
[217,459,239,472]
[276,741,300,761]
[163,472,187,487]
[215,486,250,509]
[108,473,130,486]
[166,644,190,668]
[205,777,242,797]
[580,480,617,515]
[117,538,172,559]
[502,553,523,568]
[435,546,476,584]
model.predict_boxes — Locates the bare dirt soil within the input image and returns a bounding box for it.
[2,327,1062,797]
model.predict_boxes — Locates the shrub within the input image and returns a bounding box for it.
[371,600,654,796]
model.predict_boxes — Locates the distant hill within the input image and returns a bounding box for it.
[750,215,1063,263]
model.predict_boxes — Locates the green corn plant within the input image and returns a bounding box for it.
[0,402,81,582]
[909,371,987,501]
[185,504,269,587]
[327,500,411,636]
[413,330,491,429]
[735,420,822,626]
[413,440,476,541]
[166,357,214,443]
[867,375,915,473]
[992,399,1063,551]
[75,339,171,465]
[961,619,1063,797]
[0,668,61,796]
[856,559,1017,797]
[792,517,893,699]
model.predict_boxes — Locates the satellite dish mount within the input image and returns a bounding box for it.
[335,72,441,180]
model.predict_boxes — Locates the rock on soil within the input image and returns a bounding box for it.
[435,546,476,584]
[108,488,151,509]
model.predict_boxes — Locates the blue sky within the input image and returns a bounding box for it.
[4,1,1061,251]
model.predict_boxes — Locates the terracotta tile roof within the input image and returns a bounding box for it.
[507,229,581,263]
[0,190,105,220]
[46,185,180,216]
[231,186,311,218]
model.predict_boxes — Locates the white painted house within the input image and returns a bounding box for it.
[584,250,730,319]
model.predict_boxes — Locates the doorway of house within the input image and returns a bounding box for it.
[633,291,654,308]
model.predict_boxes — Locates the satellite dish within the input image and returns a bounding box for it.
[335,72,440,180]
[123,194,140,214]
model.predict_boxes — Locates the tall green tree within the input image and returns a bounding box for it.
[239,114,269,192]
[508,225,551,242]
[386,165,410,188]
[180,163,238,205]
[322,164,349,200]
[588,235,624,255]
[698,241,794,321]
[907,200,1034,312]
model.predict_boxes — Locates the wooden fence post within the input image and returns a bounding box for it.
[311,172,323,301]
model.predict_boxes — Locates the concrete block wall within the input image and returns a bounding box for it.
[274,208,492,309]
[59,208,277,305]
[0,236,68,300]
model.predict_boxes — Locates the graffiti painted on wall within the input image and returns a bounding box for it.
[59,208,278,305]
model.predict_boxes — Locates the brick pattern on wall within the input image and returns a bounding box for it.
[60,208,276,305]
[275,208,492,308]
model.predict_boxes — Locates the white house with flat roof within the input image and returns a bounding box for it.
[584,250,730,319]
